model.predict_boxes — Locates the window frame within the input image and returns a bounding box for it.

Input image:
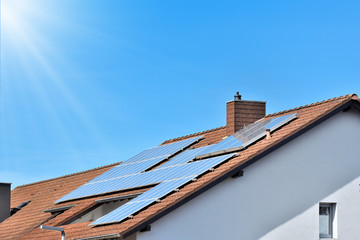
[319,203,336,239]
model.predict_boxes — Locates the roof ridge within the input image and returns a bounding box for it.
[15,161,122,189]
[265,94,355,117]
[162,126,226,144]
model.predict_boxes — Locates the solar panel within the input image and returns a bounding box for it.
[197,113,298,157]
[91,156,168,182]
[238,112,298,148]
[159,145,212,168]
[266,113,298,132]
[56,153,233,203]
[55,136,202,203]
[90,199,155,226]
[91,177,193,226]
[123,136,203,164]
[131,177,193,202]
[89,154,233,225]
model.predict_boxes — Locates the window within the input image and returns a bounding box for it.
[319,203,336,238]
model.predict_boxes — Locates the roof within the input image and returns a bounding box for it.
[1,94,359,240]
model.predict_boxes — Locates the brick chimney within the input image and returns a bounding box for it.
[226,92,266,135]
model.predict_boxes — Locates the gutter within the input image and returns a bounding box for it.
[75,233,121,240]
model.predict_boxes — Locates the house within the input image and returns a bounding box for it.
[1,93,360,240]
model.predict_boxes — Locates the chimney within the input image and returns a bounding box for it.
[226,92,266,135]
[0,183,11,223]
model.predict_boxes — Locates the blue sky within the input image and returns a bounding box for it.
[1,0,360,188]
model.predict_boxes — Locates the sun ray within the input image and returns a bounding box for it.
[1,0,110,149]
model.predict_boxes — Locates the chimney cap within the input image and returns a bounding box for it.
[234,92,242,101]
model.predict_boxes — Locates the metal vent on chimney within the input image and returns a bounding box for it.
[234,92,242,101]
[234,92,241,101]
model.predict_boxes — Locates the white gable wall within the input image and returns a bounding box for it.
[134,109,360,240]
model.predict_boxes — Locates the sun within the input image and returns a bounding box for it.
[1,0,108,146]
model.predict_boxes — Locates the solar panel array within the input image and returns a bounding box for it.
[56,136,202,203]
[157,113,296,168]
[91,177,194,225]
[91,154,233,225]
[56,154,232,203]
[55,112,298,226]
[197,113,298,157]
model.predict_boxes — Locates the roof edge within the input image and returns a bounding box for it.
[162,126,226,145]
[75,233,121,240]
[266,94,356,117]
[14,162,122,189]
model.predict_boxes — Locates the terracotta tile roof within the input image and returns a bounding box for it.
[1,94,358,240]
[0,162,123,240]
[161,126,227,148]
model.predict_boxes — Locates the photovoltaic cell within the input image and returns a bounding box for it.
[131,177,193,202]
[91,199,155,226]
[91,177,194,226]
[198,113,298,157]
[123,136,203,164]
[237,112,298,148]
[266,113,298,131]
[91,156,167,182]
[159,145,213,168]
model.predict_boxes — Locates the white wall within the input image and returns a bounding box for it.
[133,109,360,240]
